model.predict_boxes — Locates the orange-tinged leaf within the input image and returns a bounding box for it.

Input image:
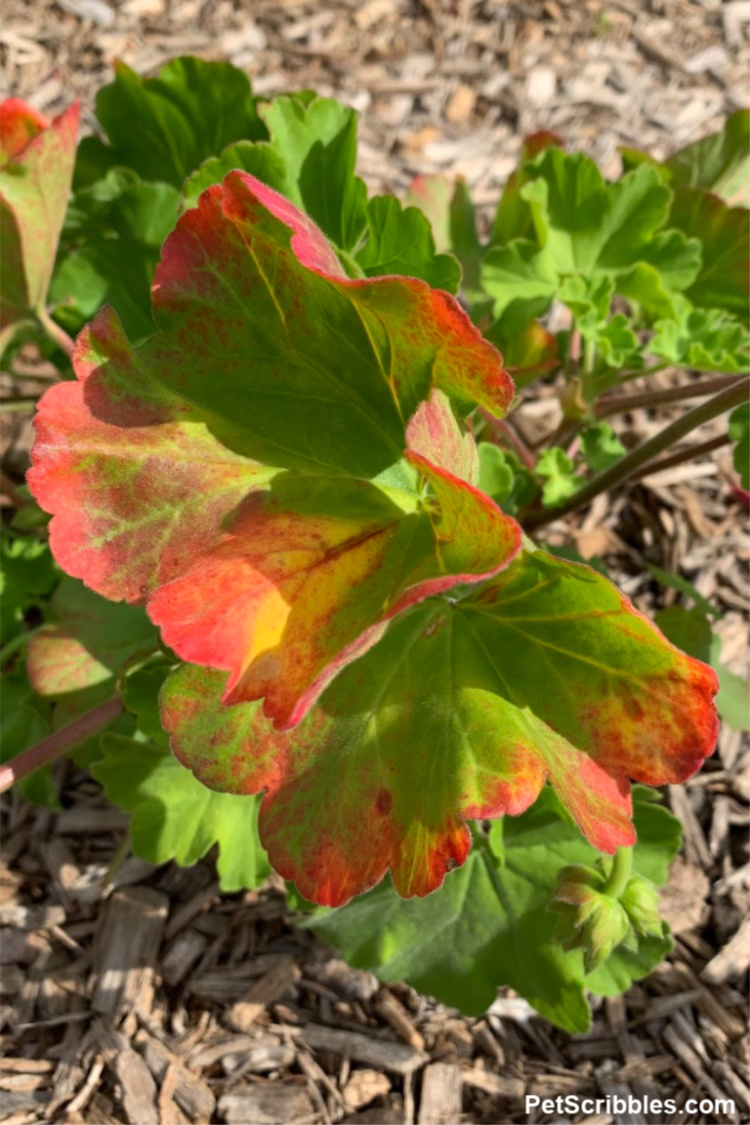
[0,99,49,162]
[0,100,79,340]
[162,549,717,906]
[30,292,520,729]
[146,171,514,478]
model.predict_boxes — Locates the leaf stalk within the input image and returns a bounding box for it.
[0,696,123,794]
[595,374,742,420]
[36,308,74,359]
[524,377,749,530]
[604,847,633,901]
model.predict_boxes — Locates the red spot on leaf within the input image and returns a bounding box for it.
[375,788,392,815]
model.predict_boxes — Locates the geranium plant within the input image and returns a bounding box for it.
[1,60,747,1032]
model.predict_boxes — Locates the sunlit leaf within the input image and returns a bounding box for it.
[76,57,264,189]
[163,549,716,906]
[303,786,679,1029]
[30,176,519,728]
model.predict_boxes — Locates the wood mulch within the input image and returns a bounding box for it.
[1,2,749,1123]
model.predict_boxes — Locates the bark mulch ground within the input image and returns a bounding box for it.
[1,2,748,1123]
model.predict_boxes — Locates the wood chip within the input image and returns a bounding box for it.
[461,1067,525,1099]
[444,84,475,123]
[98,1022,159,1124]
[135,1030,216,1121]
[702,916,750,985]
[375,990,425,1050]
[226,956,301,1033]
[343,1068,391,1111]
[302,1023,428,1076]
[218,1085,315,1125]
[418,1062,462,1124]
[91,887,168,1017]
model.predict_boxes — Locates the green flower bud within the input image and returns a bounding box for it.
[550,849,666,973]
[620,873,663,939]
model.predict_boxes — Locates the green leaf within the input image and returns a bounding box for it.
[558,276,641,368]
[406,174,483,296]
[51,179,181,341]
[0,534,56,645]
[304,787,680,1028]
[729,402,750,489]
[182,140,288,209]
[666,110,750,205]
[668,188,749,318]
[481,239,557,318]
[581,423,626,473]
[93,734,269,891]
[260,94,367,250]
[623,111,750,207]
[80,57,264,188]
[483,153,701,321]
[163,548,716,907]
[122,661,174,744]
[654,604,749,733]
[355,195,460,292]
[650,300,750,375]
[536,447,580,505]
[654,605,713,664]
[489,131,563,248]
[477,444,539,514]
[710,636,750,733]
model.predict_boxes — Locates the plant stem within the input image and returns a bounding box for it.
[0,697,123,794]
[629,433,731,482]
[604,847,633,900]
[37,308,74,359]
[595,374,741,420]
[524,377,749,531]
[480,411,536,469]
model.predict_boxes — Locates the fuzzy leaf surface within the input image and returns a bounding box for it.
[148,171,513,476]
[162,549,716,907]
[304,787,679,1029]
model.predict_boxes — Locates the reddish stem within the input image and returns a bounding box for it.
[480,410,536,469]
[595,374,741,420]
[0,697,123,794]
[628,434,731,482]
